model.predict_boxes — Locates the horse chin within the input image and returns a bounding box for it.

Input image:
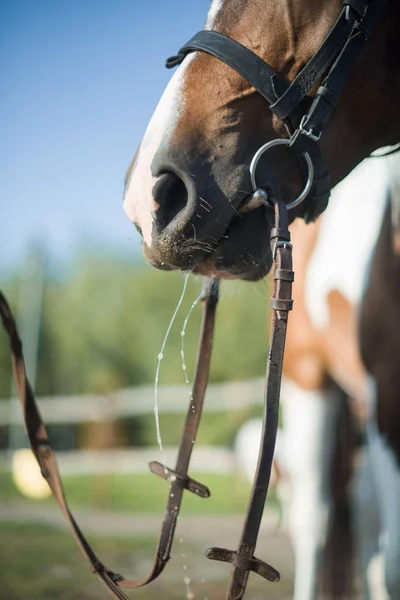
[193,255,272,282]
[141,202,274,281]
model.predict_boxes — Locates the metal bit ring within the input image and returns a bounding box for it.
[250,138,314,210]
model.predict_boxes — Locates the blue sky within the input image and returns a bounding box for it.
[0,0,210,274]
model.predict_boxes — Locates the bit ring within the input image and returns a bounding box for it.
[249,138,314,210]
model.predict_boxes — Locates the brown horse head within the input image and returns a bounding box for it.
[124,0,400,281]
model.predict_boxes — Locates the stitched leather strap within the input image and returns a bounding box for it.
[0,278,219,598]
[206,198,293,600]
[167,30,287,106]
[269,3,362,120]
[166,0,381,223]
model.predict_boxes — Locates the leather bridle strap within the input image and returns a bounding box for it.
[270,0,373,122]
[0,278,219,599]
[166,0,377,130]
[166,0,381,223]
[167,30,287,107]
[0,217,291,600]
[206,199,294,600]
[302,0,382,139]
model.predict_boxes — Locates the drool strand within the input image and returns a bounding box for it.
[154,274,189,469]
[180,291,203,386]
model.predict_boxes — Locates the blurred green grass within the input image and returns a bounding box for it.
[0,522,166,600]
[0,522,293,600]
[0,470,281,515]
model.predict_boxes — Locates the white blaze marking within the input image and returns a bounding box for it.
[305,156,396,328]
[205,0,225,28]
[123,54,197,247]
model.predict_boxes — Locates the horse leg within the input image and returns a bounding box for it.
[352,445,383,600]
[366,408,400,600]
[281,378,339,600]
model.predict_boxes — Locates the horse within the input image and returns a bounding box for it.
[123,0,400,282]
[236,153,400,600]
[123,0,400,597]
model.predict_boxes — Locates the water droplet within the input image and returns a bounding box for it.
[168,474,176,483]
[184,576,190,585]
[183,565,187,571]
[157,352,163,360]
[187,592,195,600]
[180,538,184,543]
[181,330,185,336]
[183,364,186,370]
[170,493,174,498]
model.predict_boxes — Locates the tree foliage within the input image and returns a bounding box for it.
[0,252,271,399]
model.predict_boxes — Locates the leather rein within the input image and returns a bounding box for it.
[0,1,381,599]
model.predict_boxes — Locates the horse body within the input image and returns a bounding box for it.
[124,1,400,597]
[124,0,400,281]
[240,156,400,599]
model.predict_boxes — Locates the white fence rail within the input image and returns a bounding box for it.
[0,446,236,475]
[0,378,265,426]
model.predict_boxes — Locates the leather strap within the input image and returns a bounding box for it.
[166,30,287,106]
[0,278,219,599]
[166,0,381,223]
[206,198,293,600]
[0,213,291,600]
[305,0,382,137]
[269,4,362,120]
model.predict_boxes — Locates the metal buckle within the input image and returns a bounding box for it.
[299,115,322,142]
[249,138,314,210]
[272,240,293,260]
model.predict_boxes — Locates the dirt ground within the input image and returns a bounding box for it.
[0,500,295,600]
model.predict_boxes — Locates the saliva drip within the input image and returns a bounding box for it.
[154,274,189,470]
[180,291,203,387]
[180,537,195,600]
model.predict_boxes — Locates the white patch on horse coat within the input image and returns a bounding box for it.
[366,408,400,599]
[281,379,339,600]
[234,418,284,483]
[123,54,197,247]
[305,157,395,329]
[367,555,390,600]
[205,0,225,28]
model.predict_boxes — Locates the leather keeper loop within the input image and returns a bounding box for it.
[270,227,291,241]
[344,0,367,17]
[274,269,295,282]
[270,298,294,311]
[91,562,104,574]
[316,85,338,106]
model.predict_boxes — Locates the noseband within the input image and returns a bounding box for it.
[0,2,382,600]
[166,0,381,222]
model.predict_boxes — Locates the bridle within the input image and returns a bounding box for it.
[166,0,382,222]
[0,1,382,599]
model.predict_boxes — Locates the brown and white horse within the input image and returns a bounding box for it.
[124,0,400,281]
[123,1,400,597]
[237,153,400,600]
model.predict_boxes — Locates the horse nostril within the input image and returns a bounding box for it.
[152,172,188,232]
